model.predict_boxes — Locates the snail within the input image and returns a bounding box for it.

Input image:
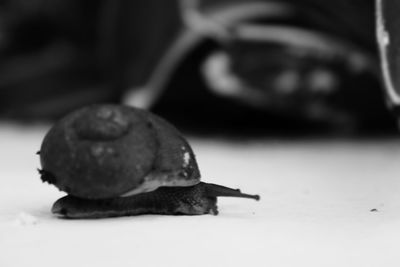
[38,104,259,218]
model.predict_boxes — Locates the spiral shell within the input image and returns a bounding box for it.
[39,104,200,199]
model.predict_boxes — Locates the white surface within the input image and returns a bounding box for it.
[1,123,400,266]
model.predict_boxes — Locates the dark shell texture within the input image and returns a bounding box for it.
[40,104,200,199]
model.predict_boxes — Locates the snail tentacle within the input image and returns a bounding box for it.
[204,183,260,200]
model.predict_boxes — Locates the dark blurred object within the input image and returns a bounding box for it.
[0,0,397,136]
[377,0,400,114]
[150,0,396,135]
[0,0,181,120]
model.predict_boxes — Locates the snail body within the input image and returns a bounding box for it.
[39,104,259,219]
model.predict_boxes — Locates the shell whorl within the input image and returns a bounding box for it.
[40,104,200,199]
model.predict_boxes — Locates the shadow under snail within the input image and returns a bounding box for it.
[38,104,260,219]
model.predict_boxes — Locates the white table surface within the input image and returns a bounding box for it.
[1,123,400,267]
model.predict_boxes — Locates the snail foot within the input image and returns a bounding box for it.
[51,182,258,219]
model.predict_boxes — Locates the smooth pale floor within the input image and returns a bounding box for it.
[1,123,400,267]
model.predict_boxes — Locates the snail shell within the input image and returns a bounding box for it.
[40,104,200,199]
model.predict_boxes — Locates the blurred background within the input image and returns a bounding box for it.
[0,0,397,137]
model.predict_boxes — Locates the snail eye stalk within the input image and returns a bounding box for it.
[204,183,260,200]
